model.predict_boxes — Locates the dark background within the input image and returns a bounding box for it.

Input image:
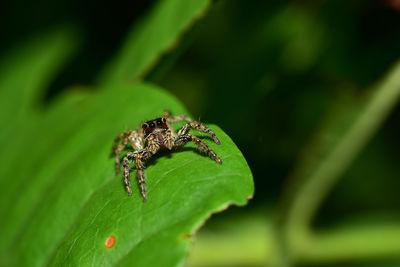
[3,0,400,265]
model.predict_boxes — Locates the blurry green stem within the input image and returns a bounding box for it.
[301,224,400,263]
[284,60,400,261]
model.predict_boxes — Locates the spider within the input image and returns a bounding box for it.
[110,110,222,201]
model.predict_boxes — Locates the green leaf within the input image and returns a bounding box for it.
[0,26,79,126]
[98,0,210,86]
[0,26,81,221]
[0,25,253,267]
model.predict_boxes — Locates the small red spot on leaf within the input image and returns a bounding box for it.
[105,236,116,248]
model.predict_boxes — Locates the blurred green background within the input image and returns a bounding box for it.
[2,0,400,266]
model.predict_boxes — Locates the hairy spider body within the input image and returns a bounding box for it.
[110,111,222,201]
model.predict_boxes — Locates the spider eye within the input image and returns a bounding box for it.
[142,124,147,129]
[162,118,166,123]
[149,122,155,128]
[157,119,163,126]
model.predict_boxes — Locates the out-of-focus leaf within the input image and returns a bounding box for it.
[0,26,79,127]
[98,0,210,86]
[0,26,81,224]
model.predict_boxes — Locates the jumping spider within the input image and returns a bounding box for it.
[110,111,222,201]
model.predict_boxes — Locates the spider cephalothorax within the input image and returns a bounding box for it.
[110,111,222,201]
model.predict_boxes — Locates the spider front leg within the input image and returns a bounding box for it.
[164,111,220,144]
[175,134,223,164]
[123,150,153,201]
[122,155,134,196]
[178,122,221,144]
